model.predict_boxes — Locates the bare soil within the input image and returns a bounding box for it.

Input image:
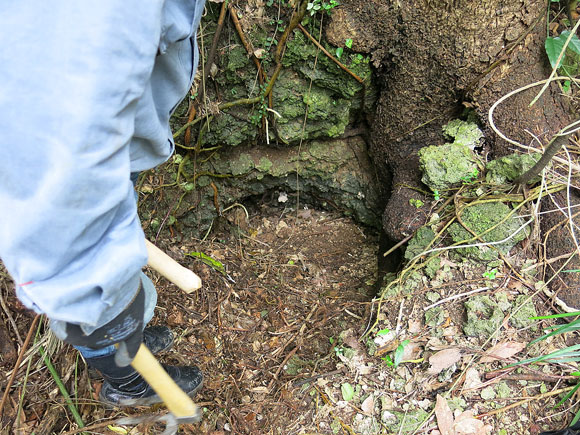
[0,182,578,434]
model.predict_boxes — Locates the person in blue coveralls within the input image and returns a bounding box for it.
[0,0,206,406]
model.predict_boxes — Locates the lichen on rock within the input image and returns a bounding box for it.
[447,202,530,262]
[404,226,436,260]
[418,142,478,191]
[486,153,542,184]
[442,119,484,149]
[463,295,505,337]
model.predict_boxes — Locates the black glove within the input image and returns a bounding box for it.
[59,282,145,367]
[540,420,580,435]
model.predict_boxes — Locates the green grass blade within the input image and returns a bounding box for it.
[529,318,580,345]
[39,345,86,432]
[186,251,226,275]
[554,382,580,408]
[531,311,580,320]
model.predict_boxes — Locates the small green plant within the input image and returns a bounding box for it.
[433,190,440,201]
[249,84,268,126]
[545,30,580,77]
[409,198,424,208]
[482,268,498,279]
[307,0,339,16]
[460,168,479,184]
[381,339,410,368]
[511,311,580,426]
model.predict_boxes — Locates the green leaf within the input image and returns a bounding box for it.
[345,38,353,49]
[545,36,567,69]
[531,311,580,320]
[335,47,343,58]
[341,383,355,401]
[381,355,394,366]
[560,30,580,56]
[393,339,410,367]
[376,328,391,336]
[186,251,226,275]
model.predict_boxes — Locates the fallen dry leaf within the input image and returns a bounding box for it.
[402,341,423,361]
[435,395,454,435]
[462,367,484,391]
[454,410,492,435]
[408,319,423,333]
[361,395,375,415]
[428,348,462,375]
[480,341,525,363]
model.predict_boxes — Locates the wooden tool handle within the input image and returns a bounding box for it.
[145,240,201,293]
[131,343,201,420]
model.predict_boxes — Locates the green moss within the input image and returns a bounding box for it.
[510,295,538,330]
[256,157,273,172]
[443,119,483,149]
[424,257,441,278]
[385,409,430,434]
[404,226,436,260]
[409,198,424,208]
[204,112,258,146]
[486,153,542,184]
[274,71,351,143]
[463,295,505,337]
[425,306,445,327]
[495,382,511,399]
[418,142,478,191]
[381,271,422,299]
[230,153,255,176]
[447,202,530,262]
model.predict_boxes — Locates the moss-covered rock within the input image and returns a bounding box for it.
[380,271,423,299]
[447,202,530,262]
[199,21,375,147]
[383,408,430,434]
[463,295,505,337]
[404,226,436,260]
[510,295,538,330]
[486,153,542,184]
[443,119,484,149]
[418,143,478,191]
[170,136,382,236]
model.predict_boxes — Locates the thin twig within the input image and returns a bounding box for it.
[0,314,40,418]
[0,283,23,346]
[477,386,575,418]
[297,23,365,84]
[423,287,490,311]
[267,347,297,391]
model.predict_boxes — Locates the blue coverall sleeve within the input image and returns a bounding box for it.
[0,1,203,331]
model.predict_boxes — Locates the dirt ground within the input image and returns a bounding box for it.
[0,190,381,434]
[1,177,579,434]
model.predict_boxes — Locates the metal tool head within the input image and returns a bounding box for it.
[117,408,202,435]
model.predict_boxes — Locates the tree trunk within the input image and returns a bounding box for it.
[327,0,571,239]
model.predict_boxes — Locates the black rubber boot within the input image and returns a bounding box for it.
[86,353,203,407]
[142,325,174,355]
